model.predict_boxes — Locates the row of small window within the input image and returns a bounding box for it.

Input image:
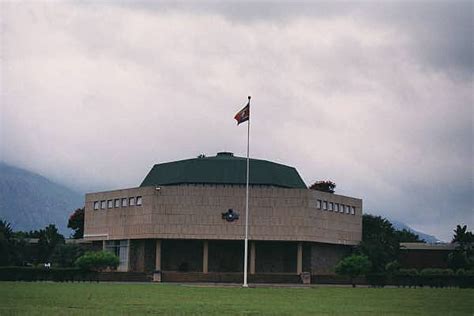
[316,200,356,215]
[93,196,142,210]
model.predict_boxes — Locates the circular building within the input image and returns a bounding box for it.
[84,152,362,283]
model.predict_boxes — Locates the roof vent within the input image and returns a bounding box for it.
[216,152,234,157]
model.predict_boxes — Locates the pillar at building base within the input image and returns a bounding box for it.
[154,239,162,282]
[203,240,209,274]
[250,241,256,275]
[297,242,303,275]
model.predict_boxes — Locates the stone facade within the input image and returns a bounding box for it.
[310,243,352,274]
[84,185,362,245]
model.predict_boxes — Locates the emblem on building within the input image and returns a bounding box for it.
[222,209,239,222]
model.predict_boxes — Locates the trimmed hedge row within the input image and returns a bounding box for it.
[1,267,473,287]
[0,267,98,282]
[366,269,474,288]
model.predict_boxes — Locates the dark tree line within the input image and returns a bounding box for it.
[357,214,423,272]
[1,220,67,266]
[0,213,86,267]
[354,214,472,273]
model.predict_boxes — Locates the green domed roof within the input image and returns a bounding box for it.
[140,152,307,189]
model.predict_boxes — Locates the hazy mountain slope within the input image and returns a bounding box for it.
[0,163,83,235]
[389,218,441,243]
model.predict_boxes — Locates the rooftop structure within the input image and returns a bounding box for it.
[141,152,307,188]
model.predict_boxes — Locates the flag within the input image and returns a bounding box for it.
[234,102,250,125]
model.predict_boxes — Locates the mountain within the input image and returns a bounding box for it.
[389,218,441,243]
[0,163,83,236]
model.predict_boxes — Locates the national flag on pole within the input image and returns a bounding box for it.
[234,101,250,125]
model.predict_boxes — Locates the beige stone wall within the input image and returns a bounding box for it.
[310,243,352,274]
[84,185,362,245]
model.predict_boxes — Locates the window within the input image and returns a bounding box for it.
[105,240,129,272]
[323,201,328,210]
[329,202,334,211]
[339,204,344,214]
[335,203,340,212]
[100,200,106,209]
[114,199,120,208]
[316,200,322,209]
[121,198,128,207]
[129,197,135,206]
[136,196,142,206]
[346,205,350,214]
[107,200,113,208]
[93,201,99,210]
[351,206,356,215]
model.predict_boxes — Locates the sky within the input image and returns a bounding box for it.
[1,0,472,241]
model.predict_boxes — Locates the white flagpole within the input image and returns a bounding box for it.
[243,96,251,288]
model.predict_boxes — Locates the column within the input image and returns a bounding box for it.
[153,239,162,282]
[297,242,303,275]
[155,240,161,270]
[203,240,209,274]
[250,241,256,275]
[124,239,130,272]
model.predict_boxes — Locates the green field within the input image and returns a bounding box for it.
[0,282,473,315]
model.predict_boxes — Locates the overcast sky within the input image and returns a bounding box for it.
[1,1,472,241]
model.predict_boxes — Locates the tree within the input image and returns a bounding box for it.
[37,224,65,263]
[75,251,120,271]
[309,181,336,193]
[335,255,372,287]
[68,207,85,239]
[359,214,400,272]
[0,220,14,266]
[51,243,85,267]
[449,225,473,270]
[452,225,474,244]
[395,229,424,243]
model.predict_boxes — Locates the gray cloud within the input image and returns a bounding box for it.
[114,0,473,76]
[1,1,472,241]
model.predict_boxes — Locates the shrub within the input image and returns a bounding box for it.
[366,272,387,287]
[385,261,400,274]
[419,268,455,288]
[456,269,466,276]
[396,268,419,276]
[394,269,419,288]
[75,251,119,271]
[335,255,371,287]
[420,268,454,276]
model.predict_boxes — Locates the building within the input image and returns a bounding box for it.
[83,152,362,282]
[399,242,456,269]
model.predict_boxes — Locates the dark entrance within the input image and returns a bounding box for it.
[208,240,244,272]
[162,239,203,272]
[256,241,297,273]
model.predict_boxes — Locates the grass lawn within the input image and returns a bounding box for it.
[0,282,473,315]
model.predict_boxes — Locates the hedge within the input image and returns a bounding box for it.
[0,267,98,282]
[75,251,119,271]
[366,269,474,288]
[1,267,473,287]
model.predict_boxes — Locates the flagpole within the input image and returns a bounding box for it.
[243,95,251,288]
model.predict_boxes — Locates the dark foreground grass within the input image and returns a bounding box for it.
[0,282,473,315]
